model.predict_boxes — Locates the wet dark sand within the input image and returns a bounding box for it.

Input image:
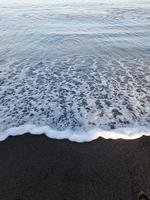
[0,134,150,200]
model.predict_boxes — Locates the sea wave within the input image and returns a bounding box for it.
[0,124,150,142]
[0,0,150,142]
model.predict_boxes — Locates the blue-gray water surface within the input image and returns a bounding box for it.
[0,0,150,139]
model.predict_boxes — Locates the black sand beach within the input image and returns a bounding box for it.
[0,134,149,200]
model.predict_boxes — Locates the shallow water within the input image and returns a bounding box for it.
[0,0,150,141]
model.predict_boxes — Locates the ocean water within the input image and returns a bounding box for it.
[0,0,150,142]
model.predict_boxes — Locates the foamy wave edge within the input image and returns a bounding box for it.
[0,124,150,142]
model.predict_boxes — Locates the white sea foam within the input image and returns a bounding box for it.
[0,124,150,142]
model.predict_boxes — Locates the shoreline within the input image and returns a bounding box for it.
[0,133,150,199]
[1,124,150,142]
